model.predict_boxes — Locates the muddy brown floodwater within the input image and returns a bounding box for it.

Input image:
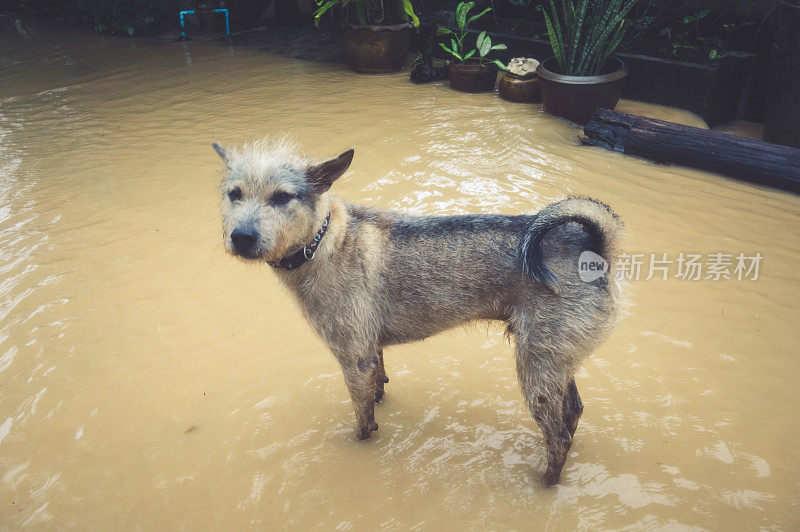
[1,25,799,530]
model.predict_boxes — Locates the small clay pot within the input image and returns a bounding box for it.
[448,61,499,92]
[344,24,411,73]
[498,73,541,103]
[536,56,628,125]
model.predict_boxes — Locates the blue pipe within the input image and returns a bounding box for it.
[215,9,231,37]
[177,10,193,41]
[177,8,230,41]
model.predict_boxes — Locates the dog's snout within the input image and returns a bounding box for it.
[231,227,259,254]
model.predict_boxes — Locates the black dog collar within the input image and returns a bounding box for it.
[268,212,331,270]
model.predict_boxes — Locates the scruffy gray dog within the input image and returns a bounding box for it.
[214,139,623,486]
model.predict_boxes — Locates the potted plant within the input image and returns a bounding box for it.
[438,2,508,92]
[498,57,541,102]
[537,0,637,124]
[314,0,420,73]
[426,5,759,125]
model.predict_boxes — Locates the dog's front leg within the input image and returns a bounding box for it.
[339,352,381,440]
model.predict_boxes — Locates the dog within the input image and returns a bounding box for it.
[214,138,623,486]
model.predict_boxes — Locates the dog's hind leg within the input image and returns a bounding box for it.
[562,378,584,438]
[340,353,381,440]
[375,348,389,403]
[515,342,574,487]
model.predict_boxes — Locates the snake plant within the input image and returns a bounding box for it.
[542,0,638,76]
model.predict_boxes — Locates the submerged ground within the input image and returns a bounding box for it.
[1,25,798,530]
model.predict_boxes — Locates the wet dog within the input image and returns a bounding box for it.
[214,139,623,486]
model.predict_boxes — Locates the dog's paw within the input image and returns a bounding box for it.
[355,422,378,440]
[542,470,562,487]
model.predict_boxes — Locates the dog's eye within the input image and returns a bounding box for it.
[272,192,294,205]
[228,188,242,202]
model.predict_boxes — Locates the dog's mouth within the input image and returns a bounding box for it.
[228,231,268,261]
[231,247,264,261]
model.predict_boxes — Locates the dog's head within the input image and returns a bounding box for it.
[214,139,353,262]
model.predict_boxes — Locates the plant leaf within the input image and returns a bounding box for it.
[491,43,507,51]
[436,26,455,36]
[563,0,574,61]
[568,0,588,73]
[355,0,367,25]
[489,59,507,70]
[576,0,637,74]
[548,0,565,54]
[313,0,338,27]
[439,42,462,62]
[542,8,564,71]
[464,49,476,60]
[593,19,626,74]
[478,32,492,57]
[398,0,419,27]
[456,2,475,31]
[467,7,492,27]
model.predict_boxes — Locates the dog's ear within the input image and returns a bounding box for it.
[307,149,354,193]
[212,142,227,162]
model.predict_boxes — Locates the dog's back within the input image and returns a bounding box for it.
[338,199,622,350]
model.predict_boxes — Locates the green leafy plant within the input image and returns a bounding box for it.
[541,0,638,76]
[659,9,754,60]
[74,0,166,36]
[659,9,711,58]
[627,9,656,44]
[314,0,419,27]
[5,0,170,36]
[437,2,508,69]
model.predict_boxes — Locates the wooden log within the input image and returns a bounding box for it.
[582,108,800,193]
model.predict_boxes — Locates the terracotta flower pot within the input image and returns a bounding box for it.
[448,61,499,92]
[536,57,628,125]
[344,24,411,73]
[498,73,541,103]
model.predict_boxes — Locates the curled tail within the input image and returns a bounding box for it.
[521,196,623,292]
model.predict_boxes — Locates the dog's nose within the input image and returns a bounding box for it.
[231,227,258,253]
